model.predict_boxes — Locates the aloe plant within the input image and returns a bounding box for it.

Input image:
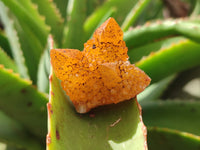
[0,0,200,150]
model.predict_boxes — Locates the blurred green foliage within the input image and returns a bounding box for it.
[0,0,200,149]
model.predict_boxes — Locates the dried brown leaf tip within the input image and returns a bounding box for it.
[50,17,151,113]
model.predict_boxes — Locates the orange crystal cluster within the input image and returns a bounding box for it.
[50,18,151,113]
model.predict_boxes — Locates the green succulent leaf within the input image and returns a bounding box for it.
[136,39,200,83]
[0,111,43,150]
[161,67,200,100]
[47,71,147,150]
[128,36,185,63]
[14,18,45,83]
[191,0,200,16]
[0,0,50,45]
[62,0,87,50]
[141,100,200,136]
[0,66,48,141]
[124,18,200,49]
[0,30,12,58]
[0,47,17,72]
[53,0,68,19]
[148,127,200,150]
[37,35,55,93]
[87,7,116,40]
[138,75,176,102]
[0,0,51,83]
[136,0,163,25]
[121,0,152,31]
[86,0,107,17]
[84,0,138,40]
[31,0,64,46]
[0,3,29,79]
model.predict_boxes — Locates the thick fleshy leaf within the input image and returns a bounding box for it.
[141,100,200,136]
[148,127,200,150]
[14,18,44,83]
[37,35,54,93]
[62,0,86,50]
[191,0,200,16]
[121,0,152,31]
[31,0,64,46]
[0,0,50,83]
[53,0,68,18]
[1,0,49,45]
[47,71,147,150]
[0,30,12,58]
[136,39,200,83]
[124,18,200,49]
[138,75,176,102]
[128,36,185,63]
[0,48,17,72]
[88,7,117,39]
[84,0,138,40]
[86,0,107,17]
[0,111,43,150]
[162,67,200,100]
[0,3,29,79]
[0,66,48,140]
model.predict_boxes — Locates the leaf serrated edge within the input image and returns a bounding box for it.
[31,0,64,45]
[1,0,50,45]
[136,39,188,65]
[0,64,32,85]
[136,39,200,83]
[0,47,17,72]
[124,17,200,48]
[0,3,30,79]
[49,0,64,22]
[136,98,148,150]
[21,0,51,37]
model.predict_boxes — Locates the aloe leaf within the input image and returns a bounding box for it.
[121,0,152,31]
[162,67,200,100]
[53,0,68,18]
[14,19,45,83]
[0,66,48,140]
[0,48,17,72]
[0,30,12,58]
[136,0,163,25]
[37,36,54,93]
[148,127,200,150]
[84,0,138,40]
[1,0,49,45]
[62,0,86,50]
[0,3,29,79]
[136,39,200,83]
[31,0,64,46]
[86,0,107,17]
[138,74,176,102]
[0,0,51,82]
[0,111,43,150]
[12,0,50,46]
[141,100,200,136]
[87,7,116,40]
[14,0,46,27]
[128,36,185,63]
[47,71,147,150]
[191,0,200,16]
[124,18,200,49]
